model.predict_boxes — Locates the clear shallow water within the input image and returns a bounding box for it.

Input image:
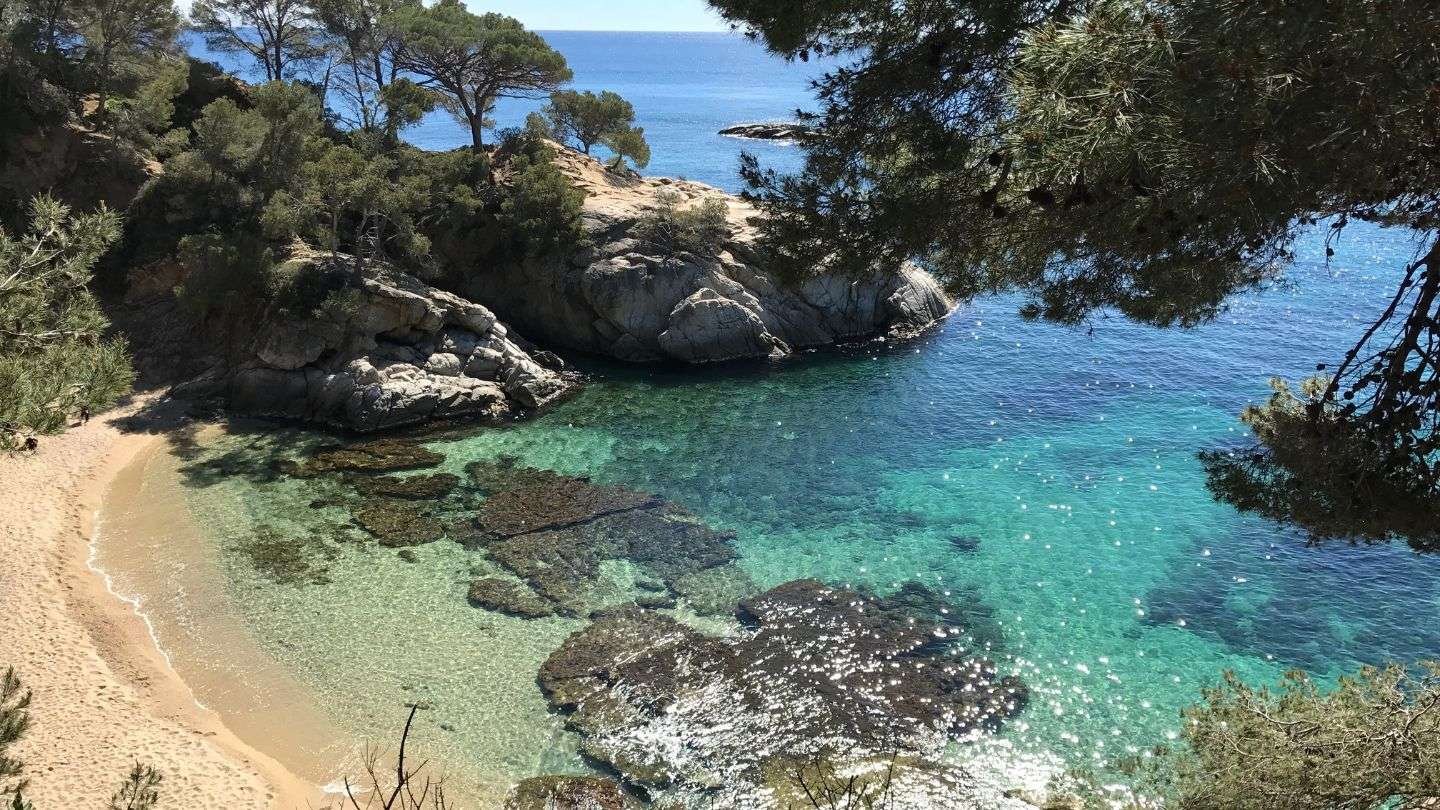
[115,29,1440,805]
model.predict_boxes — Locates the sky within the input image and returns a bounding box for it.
[471,0,729,31]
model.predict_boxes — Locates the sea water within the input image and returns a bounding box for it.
[103,30,1440,804]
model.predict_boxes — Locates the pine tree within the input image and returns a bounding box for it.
[0,196,132,449]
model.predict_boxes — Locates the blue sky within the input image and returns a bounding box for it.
[477,0,729,31]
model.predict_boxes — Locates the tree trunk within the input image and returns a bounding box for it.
[469,114,485,151]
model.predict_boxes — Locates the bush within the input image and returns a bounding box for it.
[633,190,730,266]
[496,150,587,260]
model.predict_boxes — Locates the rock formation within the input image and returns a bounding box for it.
[465,148,953,364]
[718,122,815,141]
[173,253,576,432]
[538,579,1028,805]
[462,458,754,617]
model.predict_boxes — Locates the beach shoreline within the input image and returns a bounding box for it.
[0,396,321,809]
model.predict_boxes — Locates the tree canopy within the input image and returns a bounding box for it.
[0,196,132,449]
[540,89,650,169]
[189,0,323,82]
[387,1,571,150]
[712,0,1440,546]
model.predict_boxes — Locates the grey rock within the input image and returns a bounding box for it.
[201,253,577,432]
[464,149,953,365]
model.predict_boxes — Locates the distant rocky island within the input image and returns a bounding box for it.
[718,122,816,141]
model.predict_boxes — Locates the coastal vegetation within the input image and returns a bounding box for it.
[2,0,1438,805]
[0,197,132,450]
[535,89,651,170]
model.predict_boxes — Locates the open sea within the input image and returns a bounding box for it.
[99,30,1440,805]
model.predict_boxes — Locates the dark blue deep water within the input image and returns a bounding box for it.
[160,30,1440,800]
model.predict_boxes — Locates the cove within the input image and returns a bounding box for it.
[95,218,1440,802]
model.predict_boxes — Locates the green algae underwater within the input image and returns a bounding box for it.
[94,221,1440,806]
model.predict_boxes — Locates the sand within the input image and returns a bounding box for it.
[0,397,322,809]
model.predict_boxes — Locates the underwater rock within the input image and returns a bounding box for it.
[949,534,981,553]
[467,577,555,619]
[473,468,662,539]
[466,460,748,617]
[350,472,460,500]
[538,580,1028,802]
[670,564,758,615]
[289,438,444,478]
[354,499,446,547]
[505,775,636,810]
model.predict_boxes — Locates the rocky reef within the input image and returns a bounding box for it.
[718,122,815,141]
[169,254,576,432]
[462,458,754,617]
[465,149,953,364]
[538,579,1028,805]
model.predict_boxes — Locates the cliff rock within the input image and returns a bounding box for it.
[174,254,575,432]
[465,148,952,364]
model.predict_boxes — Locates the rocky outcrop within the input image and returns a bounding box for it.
[465,148,952,364]
[718,122,815,141]
[461,458,754,617]
[176,254,576,432]
[538,579,1028,806]
[505,776,636,810]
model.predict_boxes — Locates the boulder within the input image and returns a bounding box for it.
[467,577,555,619]
[505,776,635,810]
[181,253,578,432]
[462,148,953,365]
[537,580,1029,804]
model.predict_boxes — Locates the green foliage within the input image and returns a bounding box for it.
[73,0,182,123]
[495,143,586,260]
[108,763,162,810]
[0,196,131,449]
[189,0,323,82]
[713,0,1440,545]
[0,667,30,798]
[174,231,275,322]
[312,0,431,138]
[1201,377,1440,550]
[541,89,650,169]
[1163,664,1440,808]
[387,0,571,149]
[633,190,730,267]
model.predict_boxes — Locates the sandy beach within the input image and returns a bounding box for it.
[0,397,321,809]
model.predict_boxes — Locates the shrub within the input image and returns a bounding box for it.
[633,189,730,266]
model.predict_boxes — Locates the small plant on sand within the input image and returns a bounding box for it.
[108,763,163,810]
[0,668,31,801]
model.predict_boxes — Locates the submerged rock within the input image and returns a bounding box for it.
[288,438,444,478]
[538,580,1028,803]
[467,577,555,619]
[465,460,753,617]
[463,148,953,365]
[354,499,446,547]
[350,472,460,500]
[505,775,636,810]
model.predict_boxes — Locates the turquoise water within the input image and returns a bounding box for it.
[148,29,1440,803]
[138,223,1440,801]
